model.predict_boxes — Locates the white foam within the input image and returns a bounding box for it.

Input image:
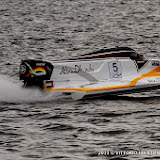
[0,76,63,103]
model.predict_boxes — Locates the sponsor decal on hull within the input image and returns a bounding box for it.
[60,64,95,75]
[152,61,160,66]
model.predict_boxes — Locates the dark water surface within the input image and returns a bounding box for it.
[0,0,160,159]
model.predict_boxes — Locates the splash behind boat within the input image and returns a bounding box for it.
[19,47,160,100]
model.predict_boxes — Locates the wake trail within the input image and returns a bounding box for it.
[0,76,63,104]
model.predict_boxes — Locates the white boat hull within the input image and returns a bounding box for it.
[44,58,160,99]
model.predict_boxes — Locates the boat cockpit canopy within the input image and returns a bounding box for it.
[81,47,143,60]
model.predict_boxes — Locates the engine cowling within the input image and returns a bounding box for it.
[19,59,53,88]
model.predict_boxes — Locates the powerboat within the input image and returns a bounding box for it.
[19,47,160,100]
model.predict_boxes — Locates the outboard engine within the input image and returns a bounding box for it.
[19,59,54,88]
